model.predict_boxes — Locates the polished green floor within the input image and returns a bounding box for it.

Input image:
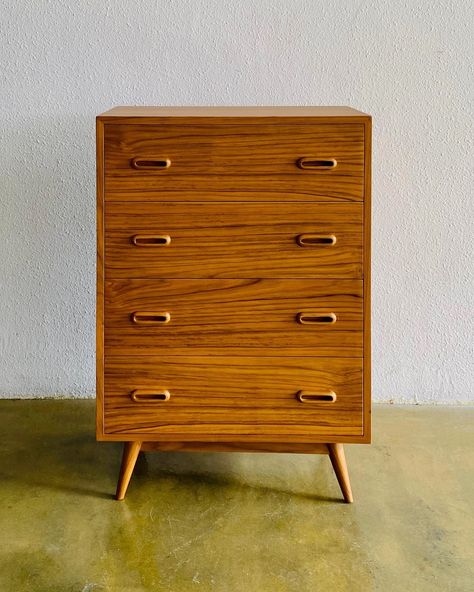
[0,402,473,591]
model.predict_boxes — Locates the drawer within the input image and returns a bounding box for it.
[105,202,363,278]
[104,124,365,201]
[104,279,363,356]
[103,356,363,440]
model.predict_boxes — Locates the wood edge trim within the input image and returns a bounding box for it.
[98,433,367,443]
[98,117,371,126]
[363,116,372,443]
[96,118,105,438]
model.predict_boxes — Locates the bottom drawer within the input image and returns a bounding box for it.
[103,356,364,441]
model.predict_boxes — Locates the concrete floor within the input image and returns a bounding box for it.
[0,402,472,592]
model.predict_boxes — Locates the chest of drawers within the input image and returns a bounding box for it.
[96,106,371,502]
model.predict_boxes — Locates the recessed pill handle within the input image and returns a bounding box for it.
[296,156,337,171]
[131,312,171,325]
[297,158,337,170]
[297,390,337,403]
[130,389,171,402]
[131,235,171,247]
[131,157,171,170]
[296,312,337,325]
[296,234,336,247]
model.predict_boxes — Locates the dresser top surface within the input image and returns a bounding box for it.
[98,106,370,121]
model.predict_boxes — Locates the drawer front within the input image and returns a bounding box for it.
[103,356,363,440]
[104,279,363,356]
[105,202,363,279]
[104,124,365,201]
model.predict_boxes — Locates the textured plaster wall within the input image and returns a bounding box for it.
[1,1,473,403]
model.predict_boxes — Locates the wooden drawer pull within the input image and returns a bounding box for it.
[131,234,171,247]
[131,157,171,170]
[296,234,336,247]
[297,390,337,403]
[297,158,337,170]
[130,389,171,402]
[297,312,337,325]
[131,311,171,325]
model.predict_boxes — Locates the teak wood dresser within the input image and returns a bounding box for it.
[96,106,371,502]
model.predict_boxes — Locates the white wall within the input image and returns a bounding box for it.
[1,1,472,403]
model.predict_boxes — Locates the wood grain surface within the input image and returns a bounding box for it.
[104,124,364,200]
[104,278,363,356]
[103,356,363,440]
[105,202,363,279]
[139,441,330,454]
[97,110,372,455]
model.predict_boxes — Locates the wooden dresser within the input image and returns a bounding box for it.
[96,106,371,502]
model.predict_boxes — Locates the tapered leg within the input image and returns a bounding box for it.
[327,443,353,503]
[115,441,142,500]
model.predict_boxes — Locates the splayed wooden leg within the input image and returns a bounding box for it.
[115,441,142,500]
[328,443,353,503]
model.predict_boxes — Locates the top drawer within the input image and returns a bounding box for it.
[104,124,365,201]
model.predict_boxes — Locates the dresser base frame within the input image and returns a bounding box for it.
[115,441,353,503]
